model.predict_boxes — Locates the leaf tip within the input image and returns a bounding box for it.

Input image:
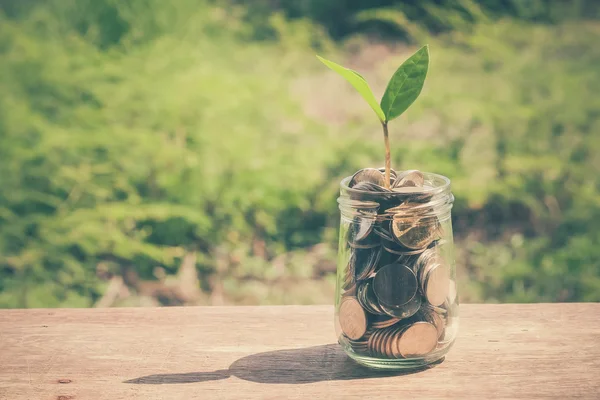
[419,44,430,64]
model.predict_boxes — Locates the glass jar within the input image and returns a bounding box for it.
[335,169,458,370]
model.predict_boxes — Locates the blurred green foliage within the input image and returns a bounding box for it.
[0,0,598,307]
[237,0,600,38]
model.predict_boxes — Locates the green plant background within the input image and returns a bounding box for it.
[1,0,599,308]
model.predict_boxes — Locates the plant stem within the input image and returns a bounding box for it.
[382,121,391,189]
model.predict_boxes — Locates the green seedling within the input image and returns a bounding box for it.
[317,45,429,189]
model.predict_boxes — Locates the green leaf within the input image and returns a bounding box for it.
[380,45,429,122]
[316,55,386,122]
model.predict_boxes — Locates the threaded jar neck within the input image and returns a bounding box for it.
[338,172,454,222]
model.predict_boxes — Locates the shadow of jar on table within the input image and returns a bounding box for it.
[124,344,443,385]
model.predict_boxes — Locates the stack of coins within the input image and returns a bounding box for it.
[338,168,457,359]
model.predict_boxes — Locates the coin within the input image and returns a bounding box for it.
[353,181,390,193]
[357,280,385,315]
[343,283,357,297]
[378,292,422,320]
[382,202,425,221]
[373,263,418,307]
[343,253,355,289]
[395,253,420,271]
[390,325,406,358]
[352,246,381,281]
[384,200,436,220]
[368,328,380,355]
[372,222,395,242]
[414,247,436,279]
[419,307,446,340]
[366,280,385,314]
[350,168,386,188]
[349,181,386,202]
[426,303,447,315]
[379,326,396,358]
[391,215,437,250]
[396,322,438,358]
[349,343,369,354]
[367,323,434,359]
[376,249,398,271]
[381,239,406,256]
[349,182,393,203]
[346,330,371,354]
[420,256,450,307]
[347,236,380,249]
[339,297,368,340]
[372,328,387,357]
[357,282,374,313]
[368,329,382,356]
[392,170,425,188]
[371,314,401,329]
[415,247,437,268]
[390,186,435,204]
[368,326,384,357]
[348,214,376,244]
[381,234,428,256]
[382,327,398,358]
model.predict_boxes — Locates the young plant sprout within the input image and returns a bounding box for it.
[317,45,429,189]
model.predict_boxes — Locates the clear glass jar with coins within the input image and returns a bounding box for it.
[335,168,458,370]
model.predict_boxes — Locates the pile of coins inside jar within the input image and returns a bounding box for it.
[338,168,458,360]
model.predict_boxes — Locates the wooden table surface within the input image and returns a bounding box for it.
[0,304,599,399]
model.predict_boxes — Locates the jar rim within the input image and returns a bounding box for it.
[339,171,451,196]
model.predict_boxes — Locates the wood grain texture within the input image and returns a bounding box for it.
[0,304,599,400]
